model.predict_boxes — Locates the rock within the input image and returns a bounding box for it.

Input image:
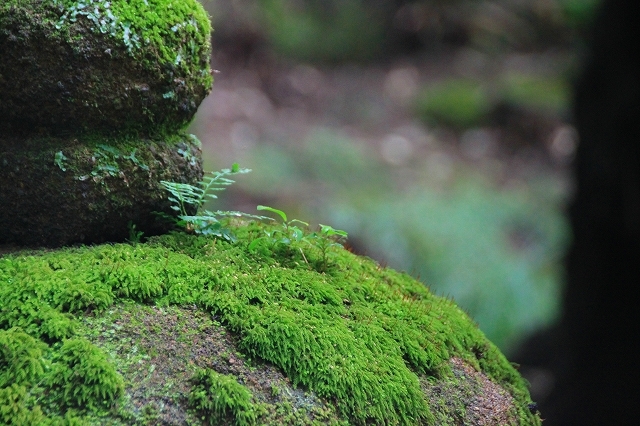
[0,0,212,246]
[0,231,542,425]
[0,0,212,136]
[0,133,202,247]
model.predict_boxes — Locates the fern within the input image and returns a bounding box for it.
[159,164,268,241]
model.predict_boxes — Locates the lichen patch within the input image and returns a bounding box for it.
[421,357,519,425]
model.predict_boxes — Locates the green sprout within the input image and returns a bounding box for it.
[54,151,68,172]
[250,205,348,272]
[160,166,348,269]
[305,223,349,272]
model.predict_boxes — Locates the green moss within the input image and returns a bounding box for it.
[0,329,47,387]
[51,0,211,69]
[46,338,125,411]
[190,369,257,426]
[0,227,541,425]
[0,384,48,425]
[0,0,210,70]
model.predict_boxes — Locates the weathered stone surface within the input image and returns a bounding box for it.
[0,0,212,137]
[0,133,203,247]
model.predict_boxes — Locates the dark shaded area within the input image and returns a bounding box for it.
[0,136,202,248]
[514,0,640,423]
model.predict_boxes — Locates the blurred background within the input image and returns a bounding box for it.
[189,0,599,367]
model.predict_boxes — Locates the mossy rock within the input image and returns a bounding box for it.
[0,230,542,425]
[0,0,212,137]
[0,134,202,247]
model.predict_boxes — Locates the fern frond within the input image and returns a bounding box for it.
[159,164,257,239]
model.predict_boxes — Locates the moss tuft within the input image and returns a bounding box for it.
[190,369,257,426]
[46,338,124,410]
[0,384,47,425]
[0,329,47,388]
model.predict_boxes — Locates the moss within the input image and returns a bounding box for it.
[0,0,212,136]
[0,328,47,388]
[0,384,48,425]
[421,358,520,425]
[189,369,257,426]
[52,0,211,65]
[0,133,203,247]
[46,338,125,411]
[73,302,347,425]
[0,229,541,425]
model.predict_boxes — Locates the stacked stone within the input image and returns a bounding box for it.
[0,0,213,247]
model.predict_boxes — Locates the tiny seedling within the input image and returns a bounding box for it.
[248,205,311,259]
[159,163,267,241]
[253,205,308,244]
[250,205,348,272]
[54,151,68,172]
[127,221,144,244]
[305,224,349,272]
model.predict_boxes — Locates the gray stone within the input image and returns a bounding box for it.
[0,134,203,247]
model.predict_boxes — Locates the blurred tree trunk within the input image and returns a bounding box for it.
[539,0,640,424]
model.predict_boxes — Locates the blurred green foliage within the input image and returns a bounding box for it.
[501,73,571,115]
[414,73,571,129]
[558,0,601,31]
[414,80,492,129]
[202,0,602,64]
[500,73,571,115]
[259,0,386,63]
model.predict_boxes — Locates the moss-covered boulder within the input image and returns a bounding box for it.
[0,133,202,247]
[0,228,542,425]
[0,0,212,136]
